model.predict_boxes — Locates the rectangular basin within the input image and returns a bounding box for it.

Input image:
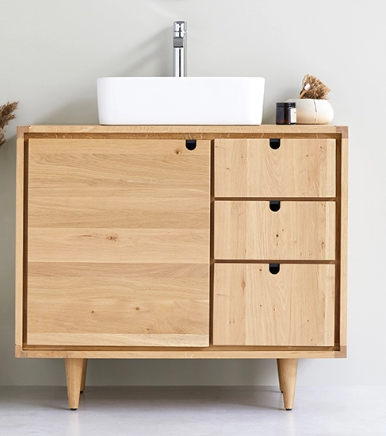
[97,77,265,125]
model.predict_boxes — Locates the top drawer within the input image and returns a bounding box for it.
[215,138,336,198]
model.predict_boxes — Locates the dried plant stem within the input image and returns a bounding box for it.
[0,101,18,148]
[0,129,5,148]
[298,75,330,99]
[0,101,18,129]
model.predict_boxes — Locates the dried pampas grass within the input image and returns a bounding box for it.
[298,75,330,99]
[0,101,18,148]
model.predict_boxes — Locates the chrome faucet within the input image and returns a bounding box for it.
[173,21,187,77]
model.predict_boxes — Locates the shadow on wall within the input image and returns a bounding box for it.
[118,27,172,78]
[36,28,172,125]
[262,108,275,125]
[86,359,281,387]
[36,99,100,125]
[0,133,17,385]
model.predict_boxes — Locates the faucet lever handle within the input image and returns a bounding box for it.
[174,21,187,36]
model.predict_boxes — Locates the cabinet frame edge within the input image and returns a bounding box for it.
[15,132,27,350]
[15,347,344,359]
[339,136,348,348]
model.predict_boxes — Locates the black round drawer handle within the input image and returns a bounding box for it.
[269,264,280,275]
[186,140,196,150]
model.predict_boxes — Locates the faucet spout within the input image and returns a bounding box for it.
[173,21,187,77]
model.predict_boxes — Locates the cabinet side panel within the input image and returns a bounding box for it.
[15,133,26,349]
[26,139,211,347]
[340,137,348,348]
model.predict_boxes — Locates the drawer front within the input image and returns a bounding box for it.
[215,138,336,198]
[213,263,335,346]
[215,201,336,260]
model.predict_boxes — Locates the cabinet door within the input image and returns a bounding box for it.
[213,264,335,346]
[26,139,210,347]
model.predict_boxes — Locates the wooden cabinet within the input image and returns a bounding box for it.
[16,125,348,411]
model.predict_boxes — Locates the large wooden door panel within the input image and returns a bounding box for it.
[26,139,211,347]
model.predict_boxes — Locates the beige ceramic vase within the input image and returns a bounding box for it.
[286,99,334,124]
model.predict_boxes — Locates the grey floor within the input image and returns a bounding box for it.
[0,386,384,435]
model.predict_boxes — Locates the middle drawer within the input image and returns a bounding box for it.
[214,201,336,260]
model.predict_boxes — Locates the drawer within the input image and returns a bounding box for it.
[214,201,335,260]
[213,263,335,346]
[215,138,336,197]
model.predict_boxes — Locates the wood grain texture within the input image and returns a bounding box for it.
[215,138,336,197]
[28,139,209,199]
[15,135,25,348]
[26,125,345,134]
[28,228,209,263]
[65,358,84,409]
[213,264,335,346]
[340,137,348,348]
[28,197,208,228]
[214,201,336,260]
[80,359,87,393]
[27,264,209,346]
[277,359,284,392]
[16,344,342,359]
[26,138,210,347]
[336,126,348,138]
[278,359,298,410]
[17,126,30,138]
[28,334,208,347]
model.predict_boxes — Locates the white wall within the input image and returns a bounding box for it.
[0,0,385,387]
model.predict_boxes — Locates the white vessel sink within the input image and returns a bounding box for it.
[97,77,265,125]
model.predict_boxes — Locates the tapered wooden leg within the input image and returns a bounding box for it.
[80,359,88,394]
[277,359,298,411]
[65,358,85,410]
[277,359,284,392]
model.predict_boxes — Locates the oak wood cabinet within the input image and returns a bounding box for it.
[16,125,348,411]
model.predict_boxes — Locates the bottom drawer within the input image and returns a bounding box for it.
[213,263,335,346]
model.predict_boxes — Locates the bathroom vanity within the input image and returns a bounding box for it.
[15,125,348,410]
